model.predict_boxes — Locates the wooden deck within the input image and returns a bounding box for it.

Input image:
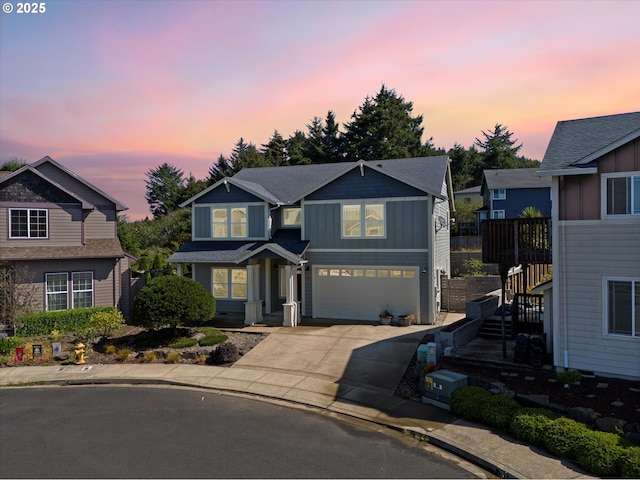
[482,218,552,266]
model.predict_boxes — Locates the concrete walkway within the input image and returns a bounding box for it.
[0,319,593,479]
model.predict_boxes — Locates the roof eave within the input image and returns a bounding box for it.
[573,130,640,166]
[538,167,598,177]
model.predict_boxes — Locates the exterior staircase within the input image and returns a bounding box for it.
[477,315,513,339]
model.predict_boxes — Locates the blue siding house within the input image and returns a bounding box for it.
[168,157,452,326]
[478,169,551,225]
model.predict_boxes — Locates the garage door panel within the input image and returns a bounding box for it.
[313,266,418,321]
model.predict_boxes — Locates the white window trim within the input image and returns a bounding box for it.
[211,267,247,300]
[492,189,506,200]
[340,201,386,239]
[9,208,48,239]
[601,171,640,218]
[46,272,68,311]
[492,210,505,219]
[281,206,302,227]
[72,271,94,308]
[211,206,248,239]
[602,276,640,339]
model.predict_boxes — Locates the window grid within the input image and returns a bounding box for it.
[212,207,247,238]
[492,189,506,200]
[9,209,47,238]
[342,203,384,238]
[212,267,247,300]
[72,272,93,308]
[46,273,68,311]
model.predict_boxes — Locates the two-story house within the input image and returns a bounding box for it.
[478,168,551,228]
[168,157,452,326]
[0,156,134,317]
[538,111,640,379]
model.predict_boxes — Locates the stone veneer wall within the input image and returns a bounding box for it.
[441,275,502,312]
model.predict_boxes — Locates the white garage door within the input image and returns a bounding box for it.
[313,266,419,321]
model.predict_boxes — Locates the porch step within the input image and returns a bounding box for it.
[477,315,512,339]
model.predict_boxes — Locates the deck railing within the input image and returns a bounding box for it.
[482,218,552,266]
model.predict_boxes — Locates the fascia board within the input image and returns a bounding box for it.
[235,243,304,265]
[537,167,598,177]
[573,130,640,166]
[364,160,446,199]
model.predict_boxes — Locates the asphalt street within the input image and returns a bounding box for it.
[0,385,479,479]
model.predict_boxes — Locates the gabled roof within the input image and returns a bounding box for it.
[540,112,640,172]
[181,156,450,207]
[454,185,481,195]
[0,156,128,211]
[167,229,309,265]
[482,168,551,193]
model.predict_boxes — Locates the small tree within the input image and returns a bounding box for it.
[131,276,216,330]
[90,308,124,337]
[0,263,36,332]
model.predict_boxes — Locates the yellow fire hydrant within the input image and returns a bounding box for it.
[75,342,86,365]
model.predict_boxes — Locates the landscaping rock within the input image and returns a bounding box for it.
[567,406,599,424]
[595,416,627,433]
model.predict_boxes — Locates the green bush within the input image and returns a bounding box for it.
[556,369,582,384]
[199,332,228,347]
[619,447,640,478]
[542,417,593,459]
[575,430,626,477]
[0,336,23,356]
[90,309,124,337]
[510,408,557,446]
[168,337,198,349]
[16,307,116,336]
[451,386,492,421]
[131,276,216,330]
[480,394,521,430]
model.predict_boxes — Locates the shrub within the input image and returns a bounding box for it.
[556,369,582,384]
[619,447,640,478]
[198,331,228,347]
[168,337,198,349]
[575,430,626,477]
[117,349,131,361]
[165,352,180,364]
[0,336,22,356]
[451,386,492,421]
[106,345,118,355]
[90,308,124,337]
[510,408,557,446]
[480,394,521,430]
[131,276,216,330]
[16,307,116,336]
[543,417,593,459]
[143,351,156,363]
[208,342,239,365]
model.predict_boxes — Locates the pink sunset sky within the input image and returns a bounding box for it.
[1,0,638,220]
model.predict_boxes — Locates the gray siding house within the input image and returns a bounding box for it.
[539,111,640,380]
[169,157,452,326]
[0,157,134,318]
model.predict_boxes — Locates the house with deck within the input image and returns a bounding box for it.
[0,156,134,318]
[538,111,640,379]
[168,157,452,326]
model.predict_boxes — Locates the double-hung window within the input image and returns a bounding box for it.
[492,189,506,200]
[342,203,384,238]
[605,173,640,216]
[46,273,68,311]
[72,272,94,308]
[605,278,639,338]
[212,207,247,238]
[9,208,48,238]
[212,267,247,299]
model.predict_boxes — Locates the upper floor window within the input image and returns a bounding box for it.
[282,207,301,226]
[605,278,639,338]
[492,189,506,200]
[342,203,384,238]
[9,208,48,238]
[212,207,247,238]
[605,173,640,216]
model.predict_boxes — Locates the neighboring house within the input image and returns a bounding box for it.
[478,168,552,225]
[453,185,481,236]
[0,156,134,318]
[538,111,640,380]
[453,185,481,204]
[168,157,452,326]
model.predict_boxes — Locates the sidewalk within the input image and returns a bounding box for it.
[0,319,593,479]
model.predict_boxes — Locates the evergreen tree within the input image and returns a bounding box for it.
[321,111,344,162]
[207,154,234,184]
[343,85,428,161]
[474,123,523,170]
[303,116,326,164]
[261,130,287,166]
[286,130,312,165]
[144,163,185,219]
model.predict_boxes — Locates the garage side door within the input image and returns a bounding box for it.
[313,266,419,321]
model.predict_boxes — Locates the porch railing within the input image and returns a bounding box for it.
[482,218,552,266]
[512,293,544,337]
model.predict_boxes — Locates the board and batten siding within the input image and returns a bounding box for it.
[558,222,640,378]
[192,263,245,313]
[303,199,429,249]
[192,204,267,240]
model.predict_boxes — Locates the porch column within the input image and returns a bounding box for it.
[176,264,183,277]
[283,264,298,327]
[244,264,263,325]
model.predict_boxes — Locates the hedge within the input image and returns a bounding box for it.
[16,307,119,336]
[451,386,640,477]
